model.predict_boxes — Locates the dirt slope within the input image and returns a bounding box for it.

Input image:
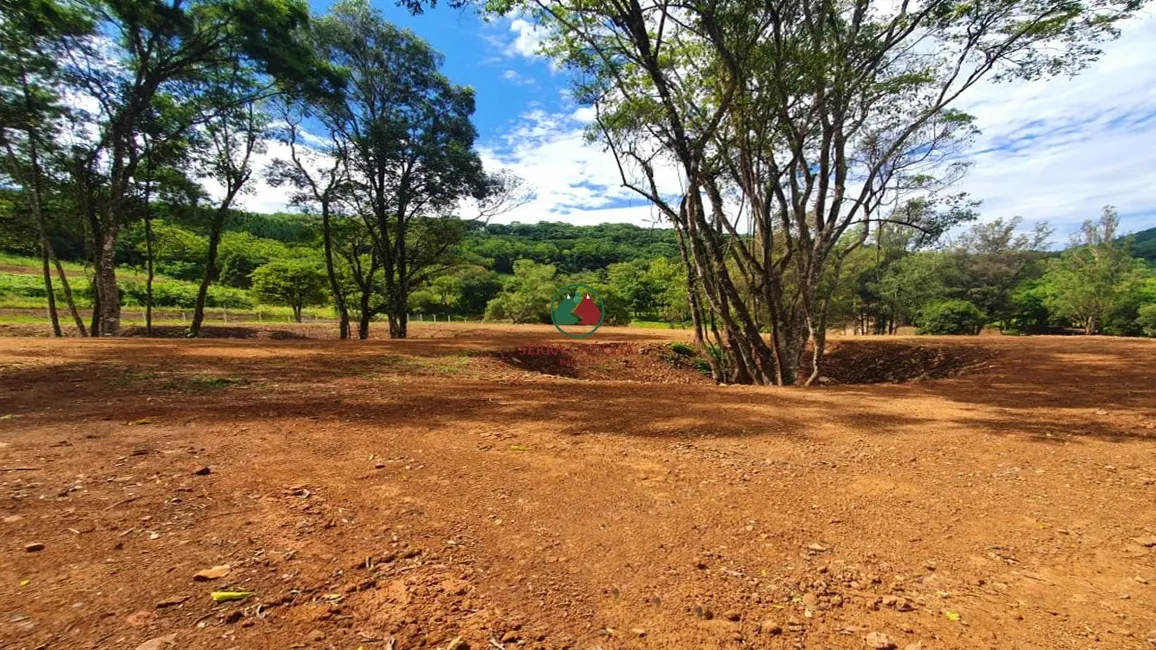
[0,325,1154,650]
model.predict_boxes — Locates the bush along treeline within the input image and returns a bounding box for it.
[826,209,1156,338]
[0,0,537,338]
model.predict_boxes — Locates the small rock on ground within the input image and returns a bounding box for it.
[134,634,177,650]
[865,631,898,649]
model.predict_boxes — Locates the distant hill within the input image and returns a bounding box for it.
[1132,226,1156,263]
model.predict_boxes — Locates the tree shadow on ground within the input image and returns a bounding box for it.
[2,336,1152,445]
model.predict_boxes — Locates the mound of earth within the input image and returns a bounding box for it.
[492,343,713,384]
[813,339,994,384]
[495,339,994,386]
[119,325,313,339]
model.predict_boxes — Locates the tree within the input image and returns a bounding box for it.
[0,0,93,336]
[484,259,557,324]
[1044,206,1137,335]
[267,99,354,338]
[134,95,204,335]
[950,217,1052,327]
[314,0,489,338]
[250,259,328,322]
[189,71,268,337]
[63,0,335,335]
[1138,304,1156,338]
[917,299,985,335]
[487,0,1143,384]
[456,268,502,316]
[875,252,950,333]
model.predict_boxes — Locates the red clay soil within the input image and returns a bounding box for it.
[1,324,1155,650]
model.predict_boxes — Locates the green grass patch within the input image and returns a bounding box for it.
[630,320,688,329]
[0,253,88,273]
[188,375,249,389]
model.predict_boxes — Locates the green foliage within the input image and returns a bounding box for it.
[484,260,557,324]
[1005,280,1053,335]
[668,342,695,356]
[313,0,487,334]
[218,232,302,288]
[1133,226,1156,264]
[1103,272,1156,336]
[250,259,328,320]
[1137,304,1156,338]
[456,270,503,316]
[917,299,986,335]
[122,219,209,281]
[875,252,950,328]
[1042,207,1138,334]
[950,217,1052,325]
[463,222,679,274]
[120,279,254,309]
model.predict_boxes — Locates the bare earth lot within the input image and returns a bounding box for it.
[1,325,1155,650]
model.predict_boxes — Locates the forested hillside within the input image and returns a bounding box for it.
[1132,225,1156,263]
[2,192,1154,338]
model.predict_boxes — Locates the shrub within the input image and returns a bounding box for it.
[1138,304,1156,338]
[250,260,327,321]
[917,299,986,335]
[119,279,255,309]
[668,341,695,356]
[1005,282,1052,335]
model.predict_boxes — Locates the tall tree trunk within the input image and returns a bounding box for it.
[189,194,236,335]
[8,71,62,336]
[38,237,62,337]
[145,211,155,335]
[388,311,407,338]
[89,287,100,337]
[358,300,371,340]
[190,209,227,337]
[51,256,86,336]
[72,158,101,337]
[20,136,61,336]
[142,149,156,336]
[320,204,349,339]
[93,227,121,336]
[93,137,136,336]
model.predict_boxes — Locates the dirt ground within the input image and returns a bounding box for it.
[1,324,1154,650]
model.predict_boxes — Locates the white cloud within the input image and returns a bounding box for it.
[506,18,549,59]
[501,69,536,86]
[953,10,1156,236]
[201,138,303,215]
[570,106,596,123]
[484,12,1156,234]
[478,109,684,227]
[229,11,1156,236]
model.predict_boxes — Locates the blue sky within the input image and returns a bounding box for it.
[241,2,1156,241]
